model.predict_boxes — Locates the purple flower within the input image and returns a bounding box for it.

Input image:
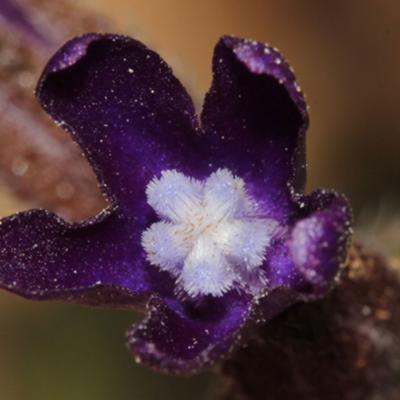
[0,34,352,374]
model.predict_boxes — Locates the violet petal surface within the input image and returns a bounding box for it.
[0,208,174,307]
[201,36,309,222]
[127,292,251,373]
[263,190,352,298]
[37,34,204,217]
[288,190,352,291]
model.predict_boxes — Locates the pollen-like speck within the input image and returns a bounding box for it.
[142,169,282,297]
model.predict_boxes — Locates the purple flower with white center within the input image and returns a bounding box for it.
[0,33,352,374]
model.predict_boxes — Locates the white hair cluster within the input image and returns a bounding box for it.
[142,169,282,297]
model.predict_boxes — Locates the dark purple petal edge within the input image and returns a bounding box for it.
[126,287,299,374]
[36,33,202,218]
[0,208,176,309]
[201,35,309,221]
[289,190,353,296]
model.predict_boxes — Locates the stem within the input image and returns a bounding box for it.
[218,245,400,400]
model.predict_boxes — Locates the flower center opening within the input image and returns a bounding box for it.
[142,169,282,297]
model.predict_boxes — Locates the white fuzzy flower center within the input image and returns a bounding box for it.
[142,169,281,297]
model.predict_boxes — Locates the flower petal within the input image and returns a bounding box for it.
[127,293,251,373]
[36,34,202,216]
[264,237,309,292]
[262,191,351,297]
[0,208,174,307]
[288,190,352,292]
[201,36,308,221]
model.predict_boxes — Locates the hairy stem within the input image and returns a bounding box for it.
[218,245,400,400]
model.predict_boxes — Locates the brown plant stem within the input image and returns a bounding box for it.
[218,244,400,400]
[0,0,107,221]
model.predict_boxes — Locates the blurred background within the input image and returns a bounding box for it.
[0,0,399,399]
